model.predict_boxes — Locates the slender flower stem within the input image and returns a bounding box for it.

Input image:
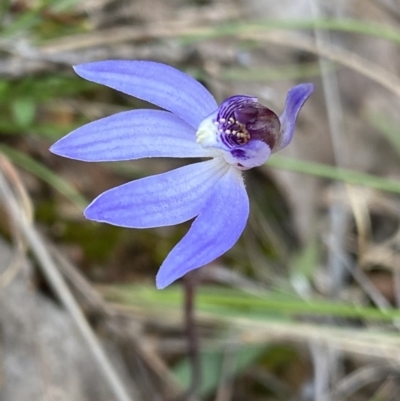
[182,271,201,401]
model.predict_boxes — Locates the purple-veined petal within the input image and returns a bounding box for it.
[84,158,229,228]
[223,141,271,169]
[50,110,212,161]
[74,60,218,129]
[156,167,249,289]
[278,83,314,150]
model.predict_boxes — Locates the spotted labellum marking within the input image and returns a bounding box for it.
[50,60,314,289]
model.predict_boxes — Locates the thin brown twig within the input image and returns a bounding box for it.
[240,30,400,99]
[328,364,394,401]
[47,242,114,315]
[28,22,400,100]
[0,154,30,288]
[0,166,137,401]
[48,240,183,400]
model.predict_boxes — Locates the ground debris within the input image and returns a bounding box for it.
[0,238,124,401]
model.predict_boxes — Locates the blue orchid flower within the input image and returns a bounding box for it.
[50,60,313,289]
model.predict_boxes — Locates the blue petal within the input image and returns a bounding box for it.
[156,167,249,289]
[74,61,218,129]
[278,83,314,150]
[223,141,271,169]
[84,158,229,228]
[50,110,211,161]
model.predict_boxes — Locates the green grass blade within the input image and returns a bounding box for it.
[267,156,400,194]
[181,18,400,46]
[104,284,400,322]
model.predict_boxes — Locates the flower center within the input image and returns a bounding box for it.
[216,116,251,146]
[196,95,281,169]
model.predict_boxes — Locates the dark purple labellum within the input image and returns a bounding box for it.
[216,95,281,150]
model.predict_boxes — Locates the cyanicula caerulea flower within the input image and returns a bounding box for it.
[50,60,313,289]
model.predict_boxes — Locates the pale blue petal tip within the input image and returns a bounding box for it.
[83,200,108,224]
[49,137,82,160]
[301,83,314,97]
[288,83,314,106]
[49,142,59,155]
[49,139,67,157]
[73,62,94,74]
[83,203,95,220]
[155,273,171,290]
[278,82,314,149]
[155,265,193,289]
[72,64,85,76]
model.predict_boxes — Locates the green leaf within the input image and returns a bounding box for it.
[267,156,400,194]
[11,98,36,127]
[103,284,400,322]
[173,344,265,397]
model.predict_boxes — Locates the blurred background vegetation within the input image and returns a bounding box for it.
[2,0,400,400]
